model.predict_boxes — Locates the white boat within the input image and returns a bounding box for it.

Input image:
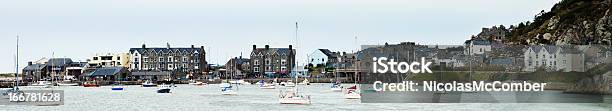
[330,83,342,92]
[279,89,311,104]
[57,82,79,86]
[255,80,264,85]
[157,84,171,93]
[29,81,52,88]
[237,80,251,85]
[221,86,237,95]
[281,80,295,87]
[279,75,311,105]
[278,22,310,105]
[259,83,276,89]
[188,81,204,85]
[142,80,158,87]
[229,80,239,84]
[230,80,251,85]
[219,83,231,88]
[343,85,361,99]
[298,78,310,85]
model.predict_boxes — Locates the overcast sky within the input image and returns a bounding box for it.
[0,0,561,73]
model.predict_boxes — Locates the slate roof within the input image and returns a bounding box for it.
[47,58,72,67]
[471,39,491,45]
[23,64,46,71]
[129,48,203,54]
[251,48,295,55]
[86,67,124,76]
[131,71,171,76]
[318,49,337,58]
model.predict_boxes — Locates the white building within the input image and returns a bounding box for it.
[523,45,585,72]
[87,53,131,68]
[306,49,339,67]
[464,39,491,55]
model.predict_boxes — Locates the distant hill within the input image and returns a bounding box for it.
[471,0,612,45]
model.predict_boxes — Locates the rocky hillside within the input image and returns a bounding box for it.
[473,0,612,45]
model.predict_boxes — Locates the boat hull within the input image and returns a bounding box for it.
[142,84,158,87]
[57,83,79,86]
[344,93,361,99]
[83,84,99,87]
[157,89,171,93]
[111,88,124,90]
[331,88,342,92]
[259,86,275,89]
[221,90,237,95]
[279,98,311,104]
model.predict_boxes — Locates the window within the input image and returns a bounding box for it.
[134,58,139,62]
[93,57,98,60]
[265,59,271,65]
[254,67,260,72]
[281,59,287,65]
[144,58,148,62]
[183,57,188,62]
[101,56,112,60]
[159,57,164,62]
[254,60,260,65]
[549,62,552,66]
[168,57,172,62]
[117,57,121,60]
[528,61,532,66]
[266,66,271,71]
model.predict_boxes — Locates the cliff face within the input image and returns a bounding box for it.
[473,0,612,45]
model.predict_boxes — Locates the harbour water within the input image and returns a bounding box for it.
[1,83,611,111]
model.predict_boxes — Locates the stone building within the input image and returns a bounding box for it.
[129,44,207,80]
[250,45,295,78]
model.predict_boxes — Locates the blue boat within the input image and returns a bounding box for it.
[111,85,124,90]
[111,87,124,91]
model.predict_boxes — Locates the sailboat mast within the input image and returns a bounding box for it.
[295,21,299,93]
[15,35,19,88]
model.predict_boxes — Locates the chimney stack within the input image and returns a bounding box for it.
[289,45,292,50]
[28,62,32,66]
[253,45,257,50]
[142,44,146,49]
[191,45,194,49]
[265,45,269,50]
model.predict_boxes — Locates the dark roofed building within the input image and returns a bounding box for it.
[225,56,250,79]
[86,67,129,81]
[250,45,295,78]
[129,44,207,80]
[22,62,47,82]
[307,49,340,67]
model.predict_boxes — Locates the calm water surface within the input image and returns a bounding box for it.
[1,83,610,111]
